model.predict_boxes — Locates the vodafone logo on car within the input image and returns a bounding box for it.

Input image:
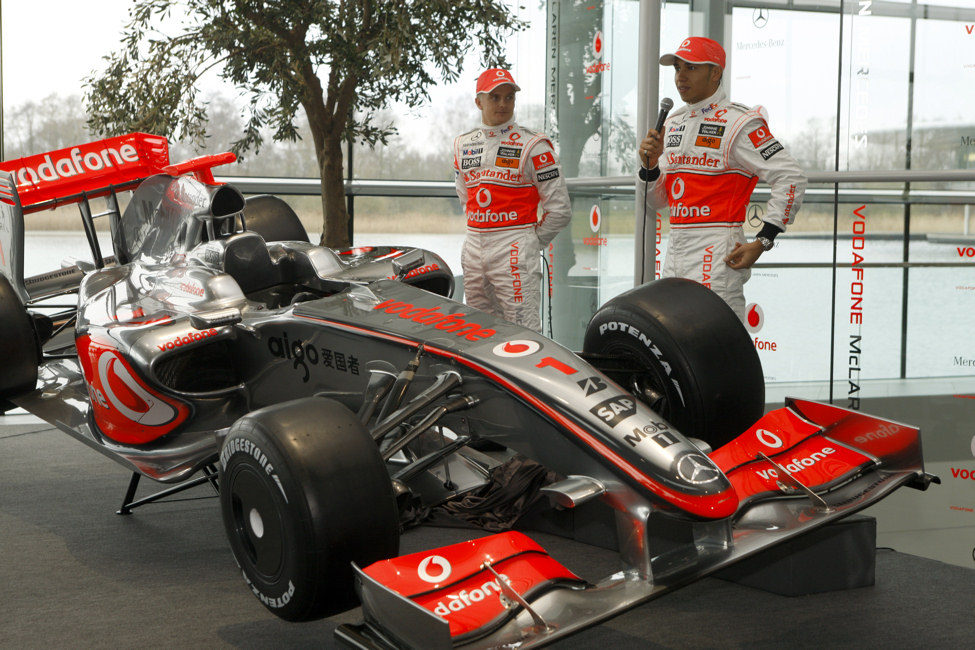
[96,349,177,425]
[756,428,783,448]
[492,340,540,357]
[475,187,492,208]
[417,555,452,584]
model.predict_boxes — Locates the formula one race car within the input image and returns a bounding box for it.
[0,134,936,648]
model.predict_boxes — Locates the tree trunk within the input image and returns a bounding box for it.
[319,135,349,248]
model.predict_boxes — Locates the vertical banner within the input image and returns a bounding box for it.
[838,1,874,409]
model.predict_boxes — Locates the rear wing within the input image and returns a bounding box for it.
[0,133,171,213]
[0,134,236,301]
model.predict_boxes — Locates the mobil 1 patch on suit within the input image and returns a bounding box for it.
[667,134,683,148]
[698,124,725,137]
[760,141,784,160]
[497,146,521,158]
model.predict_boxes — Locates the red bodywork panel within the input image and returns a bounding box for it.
[0,133,237,213]
[362,531,585,638]
[710,406,876,509]
[76,334,190,444]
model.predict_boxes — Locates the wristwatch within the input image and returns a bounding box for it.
[756,236,774,252]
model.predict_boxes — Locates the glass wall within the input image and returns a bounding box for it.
[546,0,975,383]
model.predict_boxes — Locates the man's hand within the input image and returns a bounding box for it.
[638,129,663,169]
[724,240,765,270]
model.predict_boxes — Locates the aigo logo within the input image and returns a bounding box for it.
[418,555,452,583]
[475,187,492,207]
[492,340,540,357]
[589,204,601,232]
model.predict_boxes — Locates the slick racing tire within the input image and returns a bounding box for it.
[0,274,39,404]
[583,277,764,450]
[243,195,309,243]
[220,397,399,621]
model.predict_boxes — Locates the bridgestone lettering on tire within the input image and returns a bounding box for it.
[584,277,764,449]
[220,397,398,621]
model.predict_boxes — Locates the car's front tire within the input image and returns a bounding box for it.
[220,397,399,621]
[584,277,764,450]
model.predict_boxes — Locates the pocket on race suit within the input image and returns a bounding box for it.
[714,228,749,320]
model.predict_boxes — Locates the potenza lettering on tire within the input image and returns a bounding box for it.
[597,320,685,404]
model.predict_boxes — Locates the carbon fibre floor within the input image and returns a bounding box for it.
[2,415,974,648]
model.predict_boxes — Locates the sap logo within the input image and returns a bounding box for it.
[590,396,636,427]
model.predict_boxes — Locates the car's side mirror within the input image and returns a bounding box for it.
[391,249,424,280]
[190,307,242,330]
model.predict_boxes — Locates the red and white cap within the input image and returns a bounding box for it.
[660,37,726,69]
[476,68,521,94]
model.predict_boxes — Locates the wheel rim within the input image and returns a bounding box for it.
[228,465,285,578]
[603,342,679,424]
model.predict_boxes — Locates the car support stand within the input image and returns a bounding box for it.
[117,464,220,515]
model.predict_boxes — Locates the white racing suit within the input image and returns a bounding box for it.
[643,89,806,320]
[454,120,571,331]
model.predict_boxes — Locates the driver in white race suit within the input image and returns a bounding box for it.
[638,37,806,321]
[453,68,571,331]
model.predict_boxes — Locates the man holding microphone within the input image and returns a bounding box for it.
[639,37,806,321]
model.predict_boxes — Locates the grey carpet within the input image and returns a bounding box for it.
[2,423,973,648]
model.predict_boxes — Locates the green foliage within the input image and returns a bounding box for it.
[84,0,526,245]
[84,0,525,155]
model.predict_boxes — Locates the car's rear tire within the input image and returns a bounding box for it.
[0,274,39,407]
[220,397,399,621]
[243,195,309,243]
[583,277,764,450]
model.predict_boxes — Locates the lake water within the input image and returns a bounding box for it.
[21,230,975,384]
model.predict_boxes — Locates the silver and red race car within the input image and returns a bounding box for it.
[0,134,935,648]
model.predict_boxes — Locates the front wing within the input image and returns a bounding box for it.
[337,398,933,648]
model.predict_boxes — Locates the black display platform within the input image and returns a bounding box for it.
[3,422,973,647]
[716,514,877,596]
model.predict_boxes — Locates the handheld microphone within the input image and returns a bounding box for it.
[641,97,673,285]
[654,97,674,134]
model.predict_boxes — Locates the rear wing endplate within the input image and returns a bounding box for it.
[0,171,27,302]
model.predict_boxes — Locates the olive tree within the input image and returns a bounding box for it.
[85,0,524,247]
